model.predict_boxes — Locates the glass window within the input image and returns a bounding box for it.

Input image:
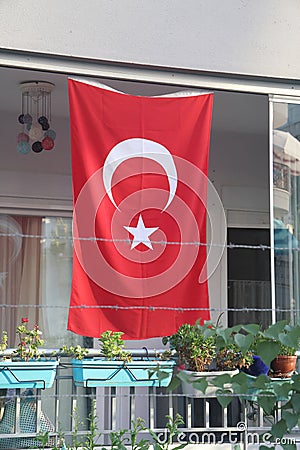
[273,101,300,323]
[0,214,83,348]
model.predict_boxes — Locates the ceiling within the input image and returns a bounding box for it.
[0,65,268,135]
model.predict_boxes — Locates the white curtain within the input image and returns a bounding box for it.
[0,215,42,346]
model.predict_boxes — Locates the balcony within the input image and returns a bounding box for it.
[0,350,300,449]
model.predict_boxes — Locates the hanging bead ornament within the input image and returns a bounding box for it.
[17,81,56,154]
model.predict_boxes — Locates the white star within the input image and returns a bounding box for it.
[124,214,159,250]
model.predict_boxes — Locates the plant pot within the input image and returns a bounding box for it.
[242,355,269,377]
[270,355,297,378]
[71,358,175,387]
[179,368,239,397]
[0,360,59,389]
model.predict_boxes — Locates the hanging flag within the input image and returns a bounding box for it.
[67,78,213,339]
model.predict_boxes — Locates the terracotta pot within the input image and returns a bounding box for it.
[270,355,297,378]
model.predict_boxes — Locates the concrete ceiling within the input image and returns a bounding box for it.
[0,65,268,134]
[0,65,268,177]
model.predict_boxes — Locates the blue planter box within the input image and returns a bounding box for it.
[0,360,58,389]
[71,358,175,387]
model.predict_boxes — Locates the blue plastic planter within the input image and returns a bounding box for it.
[71,358,175,387]
[243,355,269,377]
[0,360,58,389]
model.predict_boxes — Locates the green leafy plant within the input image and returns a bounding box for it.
[148,413,186,450]
[278,343,296,356]
[60,344,89,360]
[1,318,46,361]
[71,406,86,450]
[109,417,150,450]
[13,317,44,361]
[83,400,101,450]
[162,321,216,372]
[251,320,300,366]
[98,331,132,362]
[216,342,253,371]
[188,321,300,450]
[0,330,7,352]
[36,430,50,450]
[163,320,253,373]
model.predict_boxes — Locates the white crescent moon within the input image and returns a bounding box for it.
[103,138,178,211]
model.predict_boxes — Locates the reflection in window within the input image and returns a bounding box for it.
[273,102,300,323]
[0,214,83,348]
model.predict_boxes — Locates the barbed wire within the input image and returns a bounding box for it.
[0,231,296,251]
[0,304,294,311]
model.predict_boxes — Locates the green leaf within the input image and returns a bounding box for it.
[241,324,260,335]
[281,444,297,450]
[263,320,287,339]
[254,374,269,389]
[166,375,181,392]
[291,392,300,413]
[257,391,276,415]
[156,370,169,382]
[231,381,249,395]
[177,371,191,383]
[279,327,300,348]
[259,447,275,450]
[234,333,253,352]
[291,374,300,392]
[271,418,287,439]
[192,377,208,394]
[153,443,163,450]
[282,410,298,430]
[210,374,231,388]
[216,389,233,408]
[215,329,229,345]
[256,340,280,366]
[231,371,248,384]
[172,444,187,450]
[273,382,292,400]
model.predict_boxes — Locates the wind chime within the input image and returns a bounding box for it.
[17,81,57,154]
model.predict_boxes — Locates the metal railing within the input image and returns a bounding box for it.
[273,162,290,191]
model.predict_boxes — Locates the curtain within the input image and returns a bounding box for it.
[0,215,42,346]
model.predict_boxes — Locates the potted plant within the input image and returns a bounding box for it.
[270,343,297,378]
[163,320,253,396]
[244,320,300,379]
[0,318,58,389]
[66,330,175,388]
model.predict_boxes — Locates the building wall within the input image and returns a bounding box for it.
[0,0,299,80]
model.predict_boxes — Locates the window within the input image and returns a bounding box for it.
[272,100,300,323]
[0,214,83,348]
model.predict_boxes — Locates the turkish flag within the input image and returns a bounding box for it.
[67,79,213,339]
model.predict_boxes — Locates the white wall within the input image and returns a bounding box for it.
[0,0,299,80]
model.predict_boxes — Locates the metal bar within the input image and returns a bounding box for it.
[149,387,155,430]
[111,387,117,429]
[205,399,210,428]
[15,391,21,434]
[130,386,135,423]
[54,365,60,430]
[36,389,42,433]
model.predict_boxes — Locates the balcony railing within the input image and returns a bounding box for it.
[273,162,290,191]
[0,350,300,449]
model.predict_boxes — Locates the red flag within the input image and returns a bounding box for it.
[68,79,213,339]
